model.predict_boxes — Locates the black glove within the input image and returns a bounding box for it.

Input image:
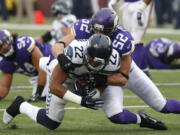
[57,54,74,73]
[81,90,104,110]
[73,81,88,96]
[87,74,107,88]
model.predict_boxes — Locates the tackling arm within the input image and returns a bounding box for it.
[52,34,75,58]
[0,72,13,99]
[107,54,131,86]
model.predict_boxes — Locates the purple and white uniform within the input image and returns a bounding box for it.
[145,38,175,69]
[0,36,54,76]
[71,19,166,118]
[72,18,135,56]
[0,36,54,97]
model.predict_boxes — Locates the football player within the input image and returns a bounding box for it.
[0,30,54,101]
[3,34,167,130]
[36,0,77,45]
[108,0,152,77]
[51,8,180,129]
[140,38,180,69]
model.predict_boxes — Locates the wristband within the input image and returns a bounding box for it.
[119,72,129,80]
[63,90,82,104]
[57,41,66,48]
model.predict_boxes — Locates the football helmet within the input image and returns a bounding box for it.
[84,33,112,71]
[0,30,14,57]
[90,8,119,36]
[51,1,70,17]
[165,42,180,63]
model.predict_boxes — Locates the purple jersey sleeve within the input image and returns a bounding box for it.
[111,25,135,56]
[72,19,91,39]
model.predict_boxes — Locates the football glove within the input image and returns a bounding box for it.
[57,53,74,73]
[87,74,107,88]
[81,90,104,110]
[73,81,88,96]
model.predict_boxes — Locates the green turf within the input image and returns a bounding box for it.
[1,70,180,135]
[0,28,180,135]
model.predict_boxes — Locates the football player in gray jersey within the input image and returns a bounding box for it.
[3,34,167,130]
[36,1,77,45]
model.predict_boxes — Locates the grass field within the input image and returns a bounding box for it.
[0,28,180,135]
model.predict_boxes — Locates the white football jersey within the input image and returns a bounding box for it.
[50,14,77,45]
[40,40,121,82]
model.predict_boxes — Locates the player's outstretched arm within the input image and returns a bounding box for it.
[31,46,46,97]
[0,72,13,99]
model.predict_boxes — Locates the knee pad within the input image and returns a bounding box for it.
[37,109,61,130]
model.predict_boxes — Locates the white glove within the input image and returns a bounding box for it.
[136,1,147,26]
[108,0,117,11]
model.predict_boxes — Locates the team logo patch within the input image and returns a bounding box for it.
[65,46,73,59]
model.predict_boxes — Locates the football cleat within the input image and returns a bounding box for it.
[3,96,25,124]
[28,94,42,102]
[138,110,168,130]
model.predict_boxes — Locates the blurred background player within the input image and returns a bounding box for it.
[140,38,180,70]
[36,0,77,45]
[0,30,54,101]
[108,0,153,78]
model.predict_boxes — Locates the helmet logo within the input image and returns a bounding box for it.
[94,44,98,48]
[94,24,104,31]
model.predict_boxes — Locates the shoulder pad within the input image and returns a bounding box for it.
[65,40,88,64]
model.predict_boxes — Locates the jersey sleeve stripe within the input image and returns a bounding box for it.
[27,44,35,53]
[122,43,135,56]
[71,27,76,38]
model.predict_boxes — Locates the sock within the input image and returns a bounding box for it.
[161,99,180,114]
[109,109,137,124]
[20,102,41,122]
[136,114,141,124]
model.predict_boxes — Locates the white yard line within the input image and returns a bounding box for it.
[0,105,149,112]
[10,82,180,90]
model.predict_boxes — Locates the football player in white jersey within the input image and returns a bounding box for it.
[36,0,77,45]
[3,34,167,130]
[108,0,152,77]
[51,9,180,130]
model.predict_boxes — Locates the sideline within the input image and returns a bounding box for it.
[1,24,180,35]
